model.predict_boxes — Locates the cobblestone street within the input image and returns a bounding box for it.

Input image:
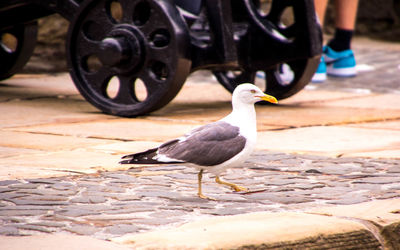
[1,152,399,240]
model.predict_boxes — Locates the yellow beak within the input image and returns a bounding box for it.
[259,94,278,104]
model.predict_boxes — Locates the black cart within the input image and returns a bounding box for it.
[0,0,322,117]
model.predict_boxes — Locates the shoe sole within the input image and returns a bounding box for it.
[311,72,327,83]
[327,66,356,77]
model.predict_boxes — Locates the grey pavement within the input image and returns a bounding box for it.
[0,152,399,240]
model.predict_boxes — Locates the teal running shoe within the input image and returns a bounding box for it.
[311,56,327,83]
[324,46,356,77]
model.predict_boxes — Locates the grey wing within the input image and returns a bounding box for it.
[158,121,246,166]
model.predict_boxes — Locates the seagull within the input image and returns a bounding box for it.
[120,83,278,199]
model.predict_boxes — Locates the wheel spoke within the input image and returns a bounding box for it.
[79,5,115,42]
[138,7,169,36]
[118,0,136,23]
[138,69,160,94]
[0,45,14,65]
[265,67,284,91]
[278,24,297,39]
[147,46,171,63]
[83,67,115,95]
[75,35,101,58]
[265,0,287,24]
[114,75,137,104]
[286,59,305,75]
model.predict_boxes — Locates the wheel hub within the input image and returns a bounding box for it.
[98,37,129,67]
[98,25,143,73]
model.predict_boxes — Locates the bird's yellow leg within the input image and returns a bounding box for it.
[197,170,216,200]
[215,176,248,192]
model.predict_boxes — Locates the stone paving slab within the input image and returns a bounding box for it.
[0,74,79,102]
[257,126,400,157]
[0,234,131,250]
[0,150,123,180]
[8,118,204,143]
[0,130,113,151]
[347,120,400,131]
[309,199,400,227]
[113,211,380,249]
[313,92,400,111]
[348,150,400,159]
[0,99,109,129]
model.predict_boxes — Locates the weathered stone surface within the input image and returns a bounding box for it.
[0,192,28,200]
[0,180,21,186]
[28,179,59,184]
[113,212,368,249]
[103,207,154,214]
[131,217,182,226]
[381,222,400,249]
[0,210,47,216]
[105,224,140,235]
[0,131,112,151]
[258,126,400,158]
[106,194,140,201]
[0,226,19,236]
[10,183,40,189]
[354,177,398,184]
[309,199,400,227]
[0,205,57,211]
[15,188,78,196]
[29,221,66,228]
[6,199,69,206]
[0,234,133,250]
[237,229,381,249]
[65,225,100,235]
[105,174,137,182]
[56,209,101,217]
[149,210,187,218]
[16,224,54,233]
[51,182,77,191]
[70,196,107,204]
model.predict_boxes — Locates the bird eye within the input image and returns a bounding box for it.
[250,89,256,94]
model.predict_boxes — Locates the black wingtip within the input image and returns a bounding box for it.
[119,160,131,164]
[121,154,133,159]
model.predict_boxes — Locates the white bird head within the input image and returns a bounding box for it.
[232,83,278,105]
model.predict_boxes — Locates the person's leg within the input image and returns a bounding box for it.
[327,0,359,51]
[335,0,359,30]
[323,0,358,77]
[314,0,329,26]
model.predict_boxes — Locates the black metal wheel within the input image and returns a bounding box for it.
[0,21,38,80]
[213,58,318,101]
[67,0,191,117]
[213,0,321,101]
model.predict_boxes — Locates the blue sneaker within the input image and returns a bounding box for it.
[311,56,327,83]
[324,46,356,77]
